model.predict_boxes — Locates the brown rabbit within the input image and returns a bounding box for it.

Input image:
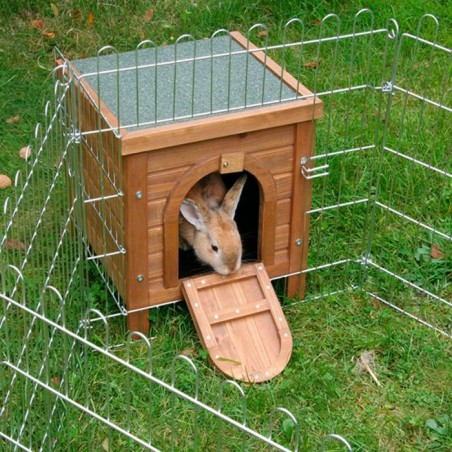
[179,172,247,275]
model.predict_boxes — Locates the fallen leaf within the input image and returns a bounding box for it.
[143,7,154,23]
[314,18,322,25]
[71,9,81,20]
[371,297,382,310]
[431,244,445,259]
[54,156,63,168]
[101,437,109,452]
[50,3,59,17]
[217,356,241,365]
[81,51,87,59]
[258,30,268,37]
[31,19,45,29]
[5,239,26,251]
[6,115,20,124]
[19,146,32,160]
[179,348,197,357]
[87,11,95,26]
[353,350,382,387]
[304,60,319,69]
[42,31,56,39]
[50,376,61,385]
[0,174,12,189]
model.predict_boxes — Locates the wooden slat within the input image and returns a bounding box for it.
[145,125,294,173]
[121,100,321,155]
[274,172,293,199]
[287,121,317,297]
[123,153,150,333]
[276,198,291,225]
[275,224,290,250]
[147,166,188,200]
[250,146,294,174]
[148,226,163,254]
[148,199,166,228]
[208,299,270,324]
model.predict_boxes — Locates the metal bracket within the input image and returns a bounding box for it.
[300,158,329,180]
[381,81,394,94]
[68,129,82,144]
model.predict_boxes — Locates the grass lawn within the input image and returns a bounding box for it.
[1,1,451,451]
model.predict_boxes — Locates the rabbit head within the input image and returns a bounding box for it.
[179,174,247,276]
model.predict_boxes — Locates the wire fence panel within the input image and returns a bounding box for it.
[1,10,450,451]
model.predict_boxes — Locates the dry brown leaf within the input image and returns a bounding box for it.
[353,350,382,387]
[5,239,26,251]
[143,7,154,23]
[371,297,382,310]
[50,376,61,385]
[304,60,319,69]
[50,3,59,17]
[0,174,12,189]
[179,348,197,357]
[314,18,322,25]
[31,18,45,29]
[431,243,445,259]
[101,437,110,452]
[6,115,20,124]
[19,146,32,160]
[42,31,56,39]
[87,11,95,26]
[258,30,268,37]
[71,9,81,20]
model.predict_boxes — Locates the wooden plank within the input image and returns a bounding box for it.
[145,125,294,173]
[276,198,291,225]
[148,251,164,279]
[148,199,166,228]
[123,152,149,333]
[275,224,290,250]
[250,146,294,174]
[274,172,293,199]
[201,299,271,326]
[148,226,163,254]
[147,166,189,200]
[287,121,317,298]
[122,100,322,155]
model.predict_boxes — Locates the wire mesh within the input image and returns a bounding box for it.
[1,10,450,451]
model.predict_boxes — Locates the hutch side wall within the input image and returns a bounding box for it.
[76,82,126,299]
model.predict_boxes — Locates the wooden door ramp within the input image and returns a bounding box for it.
[182,262,292,383]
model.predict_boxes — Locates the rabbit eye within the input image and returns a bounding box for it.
[211,245,219,252]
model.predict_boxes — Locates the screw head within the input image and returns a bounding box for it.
[223,161,229,168]
[135,191,143,199]
[136,274,144,283]
[295,238,303,247]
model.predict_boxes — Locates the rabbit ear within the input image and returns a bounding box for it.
[180,199,209,232]
[222,174,247,219]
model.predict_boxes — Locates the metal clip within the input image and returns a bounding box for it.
[300,158,329,180]
[381,81,394,94]
[68,129,82,144]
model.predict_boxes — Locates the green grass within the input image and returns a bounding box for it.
[1,1,451,451]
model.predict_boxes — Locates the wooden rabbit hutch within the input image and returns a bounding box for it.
[64,32,322,381]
